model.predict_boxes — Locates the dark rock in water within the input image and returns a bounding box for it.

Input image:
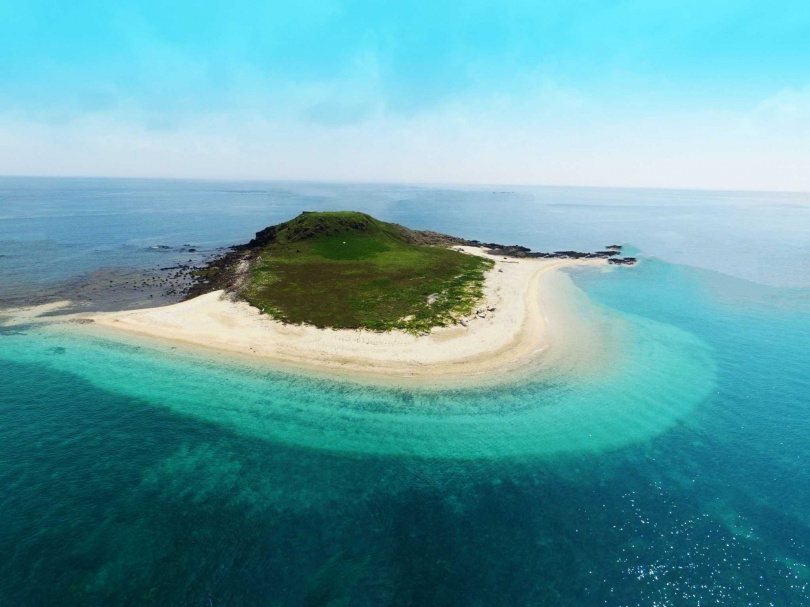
[608,257,637,265]
[606,244,622,251]
[480,244,536,258]
[19,261,205,313]
[187,248,197,252]
[482,243,630,262]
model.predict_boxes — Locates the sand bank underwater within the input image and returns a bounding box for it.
[1,268,716,459]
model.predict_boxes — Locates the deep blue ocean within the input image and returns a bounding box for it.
[1,177,809,605]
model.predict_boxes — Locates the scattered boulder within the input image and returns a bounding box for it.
[607,257,637,266]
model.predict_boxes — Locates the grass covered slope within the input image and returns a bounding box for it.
[242,212,494,332]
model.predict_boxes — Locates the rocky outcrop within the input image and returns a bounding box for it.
[184,247,255,299]
[475,244,622,261]
[242,222,289,250]
[395,227,469,247]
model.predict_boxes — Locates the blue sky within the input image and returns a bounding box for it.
[1,0,809,190]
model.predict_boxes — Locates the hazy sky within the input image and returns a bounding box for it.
[1,0,809,190]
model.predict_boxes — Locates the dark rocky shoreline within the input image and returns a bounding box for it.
[1,246,220,314]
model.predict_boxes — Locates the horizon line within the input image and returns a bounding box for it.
[1,173,808,197]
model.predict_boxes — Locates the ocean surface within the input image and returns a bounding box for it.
[1,177,809,605]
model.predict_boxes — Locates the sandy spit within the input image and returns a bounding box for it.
[72,247,605,384]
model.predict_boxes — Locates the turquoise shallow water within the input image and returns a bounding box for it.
[1,178,810,605]
[0,271,716,460]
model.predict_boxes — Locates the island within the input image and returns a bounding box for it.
[72,212,637,382]
[188,211,496,334]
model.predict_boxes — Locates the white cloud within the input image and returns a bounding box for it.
[753,85,810,127]
[1,83,809,193]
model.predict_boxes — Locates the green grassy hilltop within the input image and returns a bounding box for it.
[241,211,493,332]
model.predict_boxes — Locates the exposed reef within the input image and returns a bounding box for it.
[469,241,631,262]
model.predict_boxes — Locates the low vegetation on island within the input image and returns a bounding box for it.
[199,211,494,333]
[186,210,636,334]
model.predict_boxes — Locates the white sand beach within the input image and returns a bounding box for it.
[77,247,605,381]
